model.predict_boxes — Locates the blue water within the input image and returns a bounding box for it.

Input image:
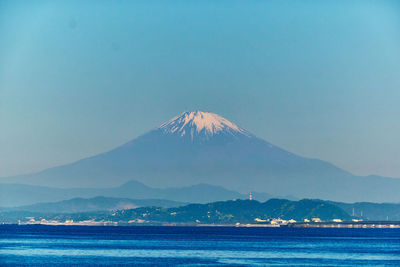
[1,225,400,266]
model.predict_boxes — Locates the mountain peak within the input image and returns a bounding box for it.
[159,111,250,140]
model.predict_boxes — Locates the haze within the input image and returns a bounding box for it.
[1,0,400,178]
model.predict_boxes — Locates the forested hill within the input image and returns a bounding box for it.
[0,199,352,224]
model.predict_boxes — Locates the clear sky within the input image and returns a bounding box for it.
[1,0,400,178]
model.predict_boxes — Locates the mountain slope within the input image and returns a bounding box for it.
[2,111,400,202]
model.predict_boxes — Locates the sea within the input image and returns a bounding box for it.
[1,225,400,266]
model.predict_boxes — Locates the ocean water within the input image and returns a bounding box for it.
[1,225,400,266]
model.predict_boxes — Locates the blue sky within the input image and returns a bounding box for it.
[1,0,400,178]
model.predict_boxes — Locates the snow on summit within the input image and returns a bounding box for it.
[159,111,250,140]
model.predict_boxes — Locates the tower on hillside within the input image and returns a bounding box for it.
[249,192,253,201]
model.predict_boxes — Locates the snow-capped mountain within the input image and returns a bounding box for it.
[3,111,400,202]
[159,111,251,141]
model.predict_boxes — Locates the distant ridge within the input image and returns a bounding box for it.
[5,196,184,213]
[0,180,273,207]
[2,110,400,202]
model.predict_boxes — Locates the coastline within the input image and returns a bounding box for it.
[5,221,400,228]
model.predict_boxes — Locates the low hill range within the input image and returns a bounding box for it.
[0,199,352,225]
[331,201,400,221]
[0,180,275,207]
[110,199,352,224]
[2,196,185,213]
[4,196,400,223]
[3,111,400,203]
